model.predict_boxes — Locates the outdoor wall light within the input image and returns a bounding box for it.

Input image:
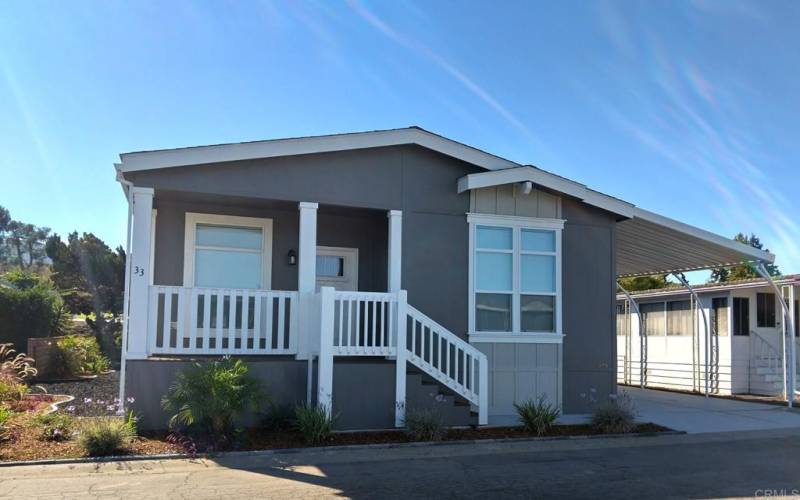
[287,249,297,266]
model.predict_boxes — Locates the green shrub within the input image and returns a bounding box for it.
[294,404,337,445]
[161,358,261,439]
[261,403,295,432]
[33,412,75,441]
[514,395,560,436]
[56,335,111,376]
[79,415,136,456]
[0,375,28,402]
[0,406,11,435]
[591,391,637,434]
[404,407,446,441]
[0,271,68,350]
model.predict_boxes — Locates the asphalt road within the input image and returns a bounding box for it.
[2,428,800,499]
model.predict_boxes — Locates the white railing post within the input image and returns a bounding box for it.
[317,286,335,411]
[297,202,318,360]
[394,290,408,427]
[387,210,402,293]
[127,187,154,359]
[478,354,488,425]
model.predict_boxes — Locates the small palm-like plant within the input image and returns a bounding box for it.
[0,343,37,382]
[161,358,261,439]
[515,395,560,436]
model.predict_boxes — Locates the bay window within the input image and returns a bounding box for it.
[469,214,563,341]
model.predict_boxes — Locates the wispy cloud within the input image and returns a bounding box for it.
[586,6,798,272]
[344,0,549,154]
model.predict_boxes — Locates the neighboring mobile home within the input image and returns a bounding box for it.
[114,127,775,429]
[617,276,800,398]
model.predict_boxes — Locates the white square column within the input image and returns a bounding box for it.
[297,202,318,360]
[387,210,402,292]
[298,202,319,293]
[126,187,154,359]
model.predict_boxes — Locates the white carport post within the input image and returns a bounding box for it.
[617,282,646,389]
[756,263,796,408]
[672,272,711,398]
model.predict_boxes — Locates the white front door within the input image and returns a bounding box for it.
[315,246,359,291]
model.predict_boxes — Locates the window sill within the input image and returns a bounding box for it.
[469,332,564,344]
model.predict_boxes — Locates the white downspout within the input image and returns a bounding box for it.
[617,282,646,389]
[673,272,711,398]
[116,172,134,410]
[755,263,795,408]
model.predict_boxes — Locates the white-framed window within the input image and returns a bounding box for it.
[182,213,273,289]
[468,213,564,343]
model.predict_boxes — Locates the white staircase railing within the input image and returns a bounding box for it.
[404,304,487,419]
[751,330,782,374]
[317,287,488,427]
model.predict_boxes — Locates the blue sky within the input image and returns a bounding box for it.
[1,0,798,277]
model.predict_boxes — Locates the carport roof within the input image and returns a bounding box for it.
[115,126,775,277]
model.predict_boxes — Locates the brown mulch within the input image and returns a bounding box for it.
[0,414,671,462]
[36,371,119,416]
[242,423,671,451]
[0,409,180,462]
[3,394,71,414]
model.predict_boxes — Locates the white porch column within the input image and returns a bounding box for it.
[298,202,319,294]
[297,202,318,360]
[126,187,154,360]
[394,290,408,427]
[387,210,402,292]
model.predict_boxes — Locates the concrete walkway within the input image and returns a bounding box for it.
[3,428,800,499]
[627,387,800,433]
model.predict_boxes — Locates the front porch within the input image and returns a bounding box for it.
[121,188,488,427]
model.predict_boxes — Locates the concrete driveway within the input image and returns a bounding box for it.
[627,387,800,433]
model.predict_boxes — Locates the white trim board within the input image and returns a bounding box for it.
[182,212,273,289]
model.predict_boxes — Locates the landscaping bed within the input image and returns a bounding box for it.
[37,370,118,416]
[0,419,671,463]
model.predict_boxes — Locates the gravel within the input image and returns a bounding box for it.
[36,371,120,416]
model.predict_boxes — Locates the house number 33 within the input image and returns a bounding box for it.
[134,266,145,277]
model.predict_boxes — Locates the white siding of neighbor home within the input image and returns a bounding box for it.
[470,185,562,219]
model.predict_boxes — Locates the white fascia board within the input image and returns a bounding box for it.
[631,207,775,264]
[117,128,520,173]
[458,167,637,218]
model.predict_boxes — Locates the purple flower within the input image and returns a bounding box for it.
[115,408,125,416]
[96,400,105,405]
[126,397,135,404]
[106,404,116,411]
[83,398,92,404]
[66,405,76,413]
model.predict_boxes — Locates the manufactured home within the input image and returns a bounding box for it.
[114,127,776,430]
[617,276,799,399]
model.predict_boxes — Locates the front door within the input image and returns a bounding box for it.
[315,246,359,291]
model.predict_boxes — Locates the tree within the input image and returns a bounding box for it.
[709,233,780,283]
[0,205,50,270]
[46,232,126,357]
[618,274,670,292]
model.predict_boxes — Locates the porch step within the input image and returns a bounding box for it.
[406,369,477,426]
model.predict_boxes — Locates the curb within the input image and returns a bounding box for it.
[0,429,684,468]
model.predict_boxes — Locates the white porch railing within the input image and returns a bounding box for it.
[331,291,397,356]
[143,285,488,425]
[147,286,299,355]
